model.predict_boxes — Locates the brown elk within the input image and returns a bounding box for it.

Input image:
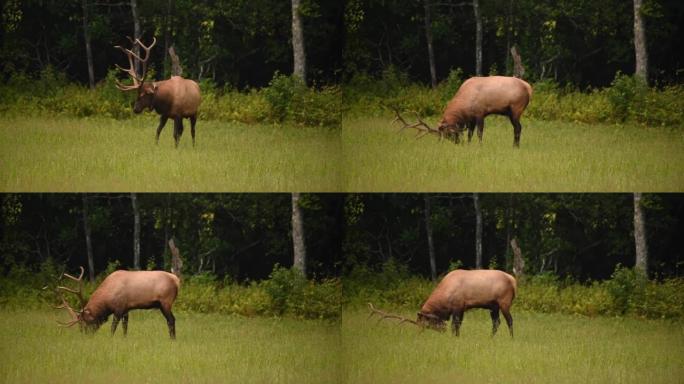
[394,76,532,147]
[369,269,517,337]
[115,37,201,148]
[53,267,180,339]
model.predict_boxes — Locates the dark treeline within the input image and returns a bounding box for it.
[2,1,682,89]
[0,194,345,281]
[2,193,682,282]
[1,0,344,88]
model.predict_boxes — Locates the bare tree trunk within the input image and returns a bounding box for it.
[633,193,649,275]
[81,0,95,90]
[424,0,437,88]
[473,193,483,269]
[510,46,525,78]
[163,0,173,77]
[169,238,183,278]
[168,46,182,76]
[511,238,524,278]
[130,0,141,76]
[291,0,307,82]
[82,195,95,282]
[131,193,141,270]
[505,0,513,75]
[291,193,307,275]
[504,193,513,271]
[473,0,483,76]
[424,195,437,281]
[633,0,648,82]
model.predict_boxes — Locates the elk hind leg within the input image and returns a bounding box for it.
[156,116,168,144]
[476,118,485,142]
[490,306,501,336]
[160,305,176,340]
[501,306,514,338]
[122,312,129,336]
[509,115,522,147]
[190,115,197,147]
[173,117,184,148]
[111,315,120,335]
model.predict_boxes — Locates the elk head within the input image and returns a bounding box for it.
[391,107,461,143]
[114,37,157,114]
[416,312,446,332]
[52,266,98,333]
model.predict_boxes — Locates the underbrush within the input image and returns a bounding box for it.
[0,262,341,321]
[0,68,341,128]
[343,68,684,127]
[343,261,684,319]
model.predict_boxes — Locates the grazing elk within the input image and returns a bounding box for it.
[394,76,532,147]
[369,269,516,337]
[53,267,180,339]
[115,37,201,147]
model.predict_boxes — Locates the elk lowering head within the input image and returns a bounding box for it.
[392,76,533,146]
[52,267,180,339]
[114,37,157,114]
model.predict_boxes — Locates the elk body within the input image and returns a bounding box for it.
[54,267,180,339]
[115,37,201,147]
[369,269,516,337]
[395,76,532,147]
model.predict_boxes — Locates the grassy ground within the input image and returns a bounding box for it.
[342,308,684,384]
[0,310,340,384]
[0,117,341,192]
[342,116,684,191]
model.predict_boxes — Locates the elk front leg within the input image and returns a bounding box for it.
[156,116,168,144]
[111,315,120,335]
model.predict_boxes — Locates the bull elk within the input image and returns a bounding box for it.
[369,269,516,337]
[115,37,201,148]
[394,76,532,147]
[53,266,180,339]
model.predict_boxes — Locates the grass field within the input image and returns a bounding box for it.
[0,117,341,192]
[0,310,340,384]
[342,116,684,191]
[342,308,684,384]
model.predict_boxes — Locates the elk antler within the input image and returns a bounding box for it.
[390,107,442,140]
[367,303,422,327]
[114,36,157,91]
[53,290,81,327]
[57,266,86,310]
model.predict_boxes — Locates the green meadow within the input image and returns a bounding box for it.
[0,117,341,192]
[342,116,684,192]
[342,308,684,384]
[0,310,340,384]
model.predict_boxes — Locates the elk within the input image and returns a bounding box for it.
[53,267,181,339]
[394,76,532,147]
[115,37,201,148]
[369,269,516,337]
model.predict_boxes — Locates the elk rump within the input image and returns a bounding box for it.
[417,269,517,337]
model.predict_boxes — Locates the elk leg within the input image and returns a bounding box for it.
[190,115,197,147]
[161,306,176,340]
[476,118,484,142]
[501,308,514,338]
[122,313,129,336]
[173,117,184,148]
[156,116,168,144]
[490,307,501,336]
[509,116,522,147]
[467,122,475,143]
[111,315,120,336]
[451,311,463,337]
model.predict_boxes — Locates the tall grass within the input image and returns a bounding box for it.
[342,116,684,191]
[0,117,341,191]
[342,309,684,384]
[0,310,340,384]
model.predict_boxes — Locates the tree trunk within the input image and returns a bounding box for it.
[424,195,437,281]
[168,46,182,76]
[504,193,513,271]
[511,238,524,278]
[291,193,307,275]
[633,0,648,82]
[291,0,307,82]
[163,0,173,77]
[424,0,437,88]
[81,0,95,90]
[473,0,483,76]
[169,238,183,278]
[82,195,95,282]
[505,0,513,75]
[633,193,649,275]
[131,193,141,270]
[130,0,142,76]
[473,193,483,269]
[510,46,525,78]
